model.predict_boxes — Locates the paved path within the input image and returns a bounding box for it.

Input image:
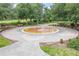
[0,26,78,56]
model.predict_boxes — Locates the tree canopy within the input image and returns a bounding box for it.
[0,3,79,24]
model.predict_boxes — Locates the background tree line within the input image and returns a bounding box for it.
[0,3,79,24]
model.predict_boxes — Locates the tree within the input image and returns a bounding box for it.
[50,3,66,21]
[30,3,43,24]
[16,3,30,19]
[16,3,43,24]
[0,3,15,20]
[43,8,52,23]
[50,3,79,24]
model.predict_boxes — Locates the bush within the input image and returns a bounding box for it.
[67,37,79,50]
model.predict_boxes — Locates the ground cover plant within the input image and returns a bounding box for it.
[0,35,12,48]
[67,37,79,50]
[41,46,79,56]
[41,37,79,56]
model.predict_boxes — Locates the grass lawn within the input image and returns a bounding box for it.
[0,19,30,24]
[0,35,12,48]
[41,46,79,56]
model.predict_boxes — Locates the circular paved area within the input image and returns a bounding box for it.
[0,26,78,56]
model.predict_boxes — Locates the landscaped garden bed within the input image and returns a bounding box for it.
[41,45,79,56]
[40,36,79,56]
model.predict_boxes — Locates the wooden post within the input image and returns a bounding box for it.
[60,39,64,44]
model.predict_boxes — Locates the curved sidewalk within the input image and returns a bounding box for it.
[0,26,78,56]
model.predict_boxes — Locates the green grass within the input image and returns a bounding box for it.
[0,35,12,48]
[0,19,79,27]
[41,46,79,56]
[0,19,30,24]
[0,19,75,24]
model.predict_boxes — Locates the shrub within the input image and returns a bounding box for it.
[67,37,79,50]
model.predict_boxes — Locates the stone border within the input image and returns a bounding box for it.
[21,26,60,35]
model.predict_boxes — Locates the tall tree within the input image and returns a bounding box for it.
[0,3,15,20]
[16,3,43,24]
[50,3,79,24]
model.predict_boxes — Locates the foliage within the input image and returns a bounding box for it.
[16,3,43,24]
[67,37,79,50]
[50,3,79,24]
[41,46,79,56]
[0,19,30,26]
[0,35,12,47]
[0,3,79,25]
[0,3,16,20]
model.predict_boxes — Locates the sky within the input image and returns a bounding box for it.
[14,3,53,8]
[43,3,52,8]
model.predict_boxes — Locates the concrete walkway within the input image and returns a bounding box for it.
[0,26,78,56]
